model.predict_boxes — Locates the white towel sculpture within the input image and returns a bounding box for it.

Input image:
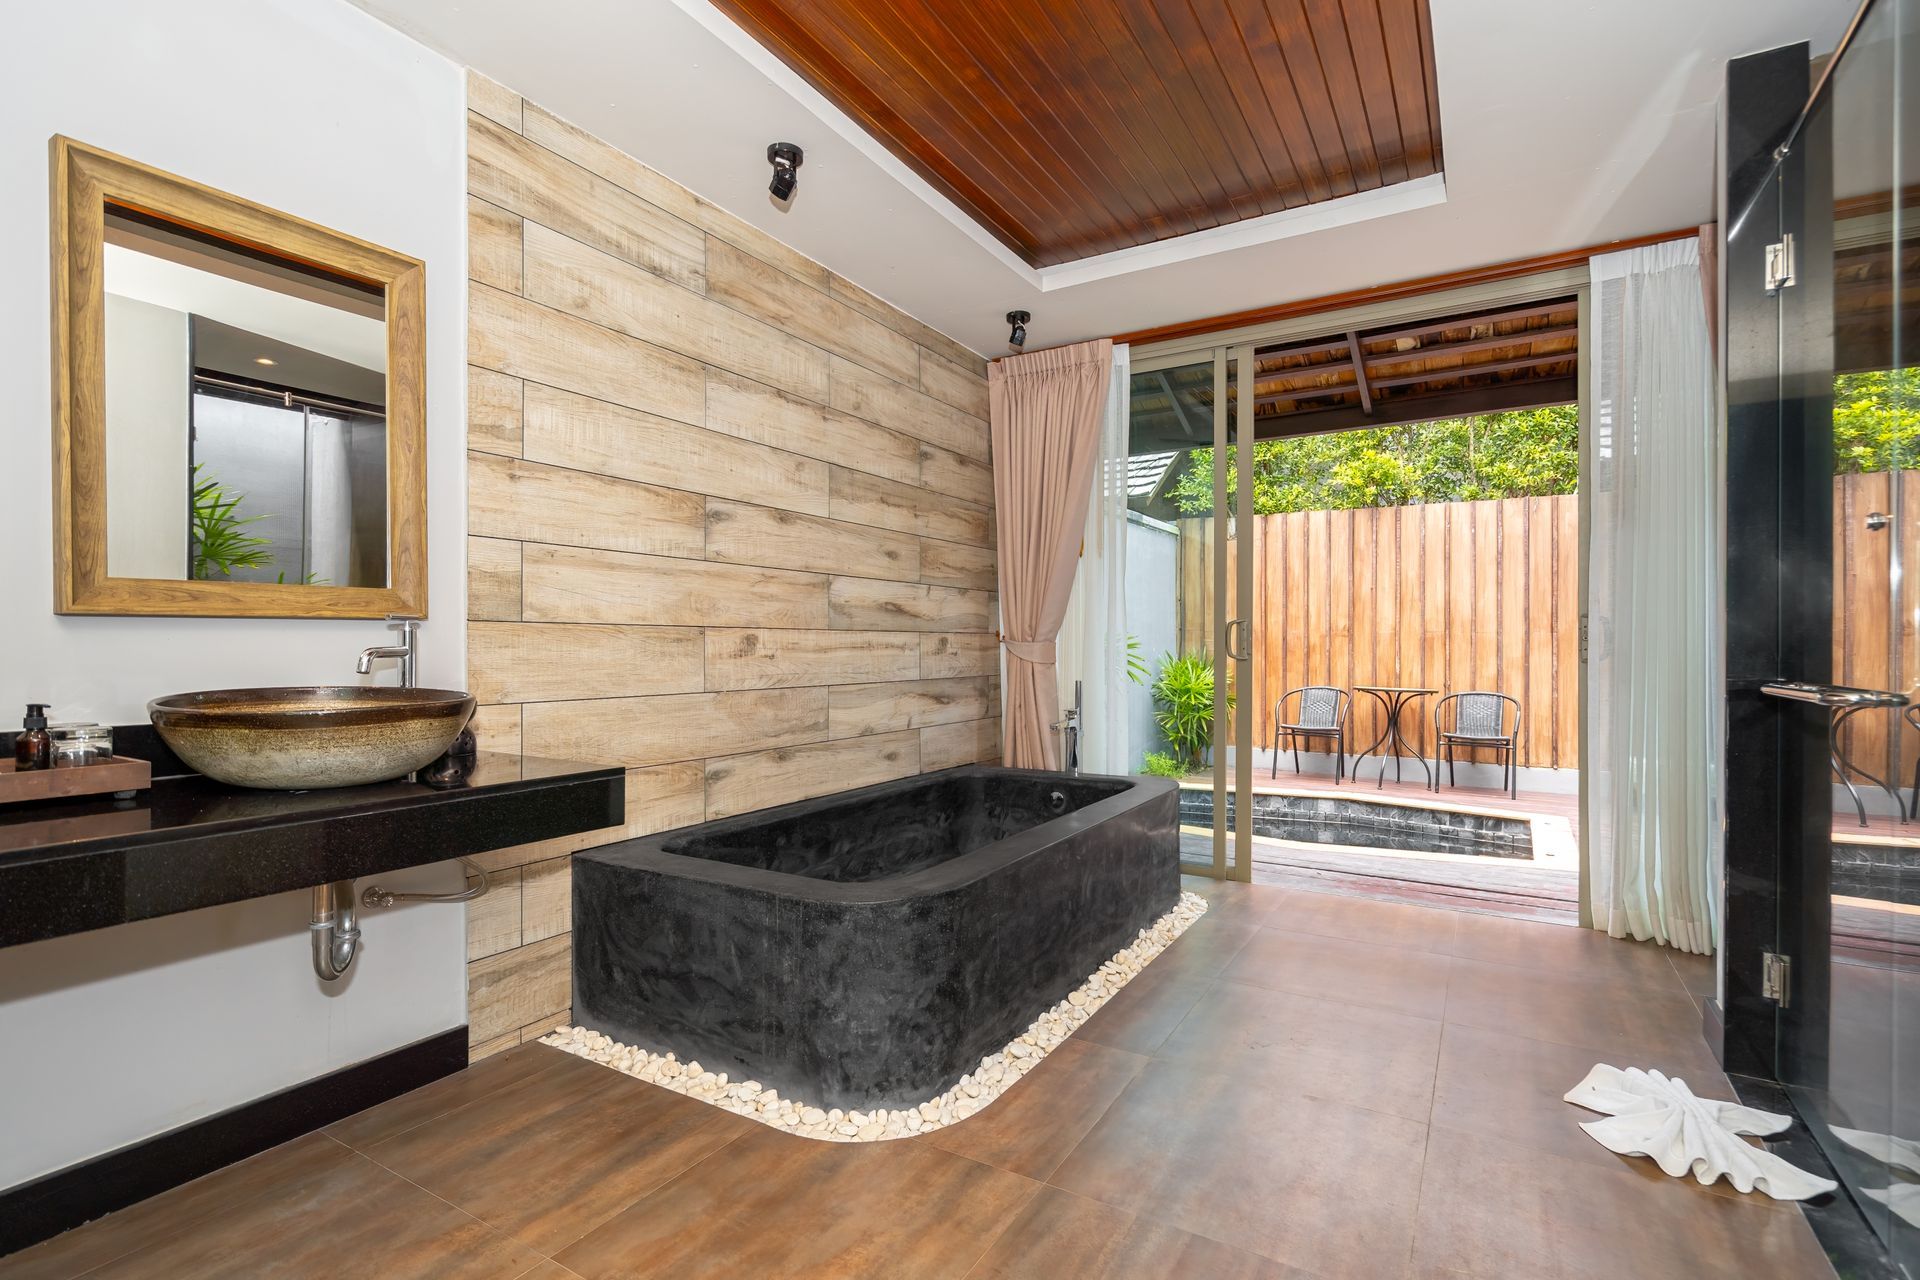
[1832,1126,1920,1227]
[1564,1064,1838,1200]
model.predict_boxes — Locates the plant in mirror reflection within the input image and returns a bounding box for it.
[188,463,275,580]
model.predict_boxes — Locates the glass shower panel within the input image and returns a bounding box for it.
[1774,0,1920,1257]
[305,412,355,588]
[1894,10,1920,1271]
[189,389,307,584]
[304,411,389,588]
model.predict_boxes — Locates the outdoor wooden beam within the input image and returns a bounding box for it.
[1359,298,1576,347]
[1363,322,1579,368]
[1153,370,1206,440]
[1254,335,1352,362]
[1364,349,1576,391]
[1251,376,1577,440]
[1253,382,1355,411]
[1346,330,1373,413]
[1250,358,1355,396]
[1253,335,1574,410]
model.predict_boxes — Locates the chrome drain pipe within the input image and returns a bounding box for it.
[360,858,489,909]
[310,880,361,982]
[311,860,489,981]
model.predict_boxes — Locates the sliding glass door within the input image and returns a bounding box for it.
[1127,345,1254,881]
[1728,1,1920,1261]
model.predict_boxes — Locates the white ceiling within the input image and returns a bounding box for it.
[105,245,388,371]
[353,0,1854,358]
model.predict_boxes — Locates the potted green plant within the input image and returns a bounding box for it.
[1150,652,1233,772]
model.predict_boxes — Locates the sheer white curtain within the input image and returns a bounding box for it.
[1058,344,1132,774]
[1587,240,1719,954]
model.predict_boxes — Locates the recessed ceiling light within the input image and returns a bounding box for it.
[254,356,277,366]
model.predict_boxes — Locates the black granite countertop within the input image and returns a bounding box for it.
[0,750,623,948]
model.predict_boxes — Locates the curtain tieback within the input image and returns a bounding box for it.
[1001,638,1054,665]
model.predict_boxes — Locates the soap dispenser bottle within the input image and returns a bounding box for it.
[14,705,52,771]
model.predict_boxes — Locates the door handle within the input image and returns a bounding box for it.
[1223,619,1253,661]
[1760,681,1908,708]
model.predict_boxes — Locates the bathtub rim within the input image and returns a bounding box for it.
[575,765,1175,907]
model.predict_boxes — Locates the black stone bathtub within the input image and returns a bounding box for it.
[572,766,1178,1110]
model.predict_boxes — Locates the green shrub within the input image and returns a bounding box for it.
[1151,652,1232,770]
[1140,751,1186,778]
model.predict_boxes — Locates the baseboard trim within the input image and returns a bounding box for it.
[0,1025,467,1258]
[1701,994,1726,1066]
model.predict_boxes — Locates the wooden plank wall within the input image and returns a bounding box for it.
[1176,495,1579,769]
[1833,470,1920,779]
[459,72,999,1059]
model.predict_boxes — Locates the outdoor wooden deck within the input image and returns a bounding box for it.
[1179,766,1582,925]
[1203,760,1918,843]
[1181,764,1920,929]
[1219,764,1580,831]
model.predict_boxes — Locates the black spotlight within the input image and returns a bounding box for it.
[1006,310,1030,349]
[767,142,803,202]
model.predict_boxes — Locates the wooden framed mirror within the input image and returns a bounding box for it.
[50,136,426,618]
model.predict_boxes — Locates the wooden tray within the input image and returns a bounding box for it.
[0,755,151,806]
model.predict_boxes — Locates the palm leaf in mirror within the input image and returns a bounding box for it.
[189,463,275,580]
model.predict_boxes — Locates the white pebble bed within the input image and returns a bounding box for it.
[540,890,1208,1143]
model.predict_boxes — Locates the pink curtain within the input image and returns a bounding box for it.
[990,338,1113,769]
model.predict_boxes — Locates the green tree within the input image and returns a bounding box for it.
[1167,371,1919,519]
[1168,404,1580,516]
[1833,369,1920,474]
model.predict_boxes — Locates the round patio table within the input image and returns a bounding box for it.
[1351,685,1436,790]
[1829,695,1908,826]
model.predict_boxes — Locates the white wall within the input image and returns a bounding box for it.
[103,293,189,579]
[1124,514,1179,768]
[0,0,467,1187]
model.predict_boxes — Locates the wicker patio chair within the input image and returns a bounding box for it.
[1906,704,1920,822]
[1433,691,1522,798]
[1273,685,1351,781]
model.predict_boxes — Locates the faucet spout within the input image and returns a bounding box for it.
[355,646,407,675]
[357,616,421,688]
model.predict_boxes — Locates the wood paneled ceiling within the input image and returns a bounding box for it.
[710,0,1445,267]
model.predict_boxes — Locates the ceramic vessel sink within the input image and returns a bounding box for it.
[149,687,476,790]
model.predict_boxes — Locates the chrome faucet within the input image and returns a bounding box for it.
[356,615,420,688]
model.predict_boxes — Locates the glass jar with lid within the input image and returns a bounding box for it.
[48,723,113,767]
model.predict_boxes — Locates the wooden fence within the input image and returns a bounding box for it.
[1175,473,1920,777]
[1832,470,1920,781]
[1177,496,1580,769]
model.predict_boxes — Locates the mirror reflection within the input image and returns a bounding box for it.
[102,204,389,588]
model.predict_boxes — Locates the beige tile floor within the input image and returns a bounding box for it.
[0,876,1835,1279]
